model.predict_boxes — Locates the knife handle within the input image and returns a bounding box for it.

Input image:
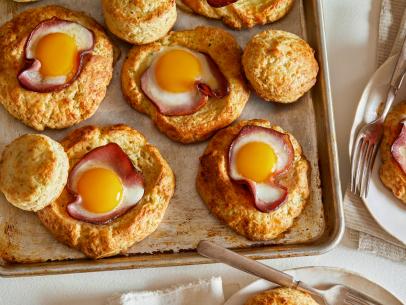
[197,240,297,289]
[380,36,406,119]
[390,35,406,92]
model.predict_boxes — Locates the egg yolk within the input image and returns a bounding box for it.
[155,49,202,93]
[236,142,277,183]
[35,32,78,77]
[77,168,123,214]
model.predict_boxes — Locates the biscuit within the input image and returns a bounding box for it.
[178,0,294,29]
[244,288,318,305]
[196,119,309,240]
[242,30,319,103]
[37,124,175,259]
[0,5,114,130]
[0,134,69,212]
[122,26,250,143]
[380,101,406,204]
[102,0,177,45]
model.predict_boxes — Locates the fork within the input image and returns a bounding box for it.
[350,36,406,199]
[197,241,384,305]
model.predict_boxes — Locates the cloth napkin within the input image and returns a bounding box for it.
[107,277,225,305]
[344,0,406,262]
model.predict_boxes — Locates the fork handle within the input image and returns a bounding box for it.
[390,35,406,91]
[382,36,406,119]
[197,241,316,294]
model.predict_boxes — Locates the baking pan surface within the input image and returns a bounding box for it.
[0,0,343,276]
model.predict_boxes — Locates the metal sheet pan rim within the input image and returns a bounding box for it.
[0,0,344,277]
[312,0,344,240]
[1,241,342,278]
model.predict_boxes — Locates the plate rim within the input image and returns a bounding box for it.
[348,54,406,245]
[364,157,406,245]
[224,266,403,305]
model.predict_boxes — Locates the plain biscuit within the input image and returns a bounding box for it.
[121,26,250,143]
[196,119,310,240]
[102,0,177,45]
[244,288,318,305]
[0,134,69,212]
[37,124,175,259]
[0,5,114,130]
[243,30,319,103]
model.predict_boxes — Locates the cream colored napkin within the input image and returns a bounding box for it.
[107,277,225,305]
[344,191,406,261]
[377,0,406,65]
[344,0,406,262]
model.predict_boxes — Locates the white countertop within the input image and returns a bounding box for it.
[1,1,405,304]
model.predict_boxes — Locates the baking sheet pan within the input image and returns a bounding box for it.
[0,0,344,276]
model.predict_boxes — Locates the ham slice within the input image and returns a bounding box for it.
[207,0,238,8]
[391,121,406,174]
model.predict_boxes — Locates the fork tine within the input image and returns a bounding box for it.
[345,289,385,305]
[344,298,365,305]
[364,144,379,197]
[346,294,369,305]
[354,138,368,195]
[360,141,374,198]
[350,137,363,193]
[351,137,363,194]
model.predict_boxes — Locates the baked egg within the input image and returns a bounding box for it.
[67,143,144,224]
[229,125,294,212]
[18,17,94,92]
[141,46,228,116]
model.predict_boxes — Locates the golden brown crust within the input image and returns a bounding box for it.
[102,0,177,44]
[37,124,175,259]
[0,5,114,130]
[380,101,406,204]
[196,119,309,240]
[242,30,319,103]
[121,26,250,143]
[178,0,294,29]
[0,134,68,212]
[244,288,318,305]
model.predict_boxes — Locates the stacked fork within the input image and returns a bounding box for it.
[350,36,406,199]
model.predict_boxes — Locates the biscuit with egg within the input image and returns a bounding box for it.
[196,119,309,240]
[177,0,294,29]
[37,124,175,259]
[242,29,319,103]
[244,288,318,305]
[121,26,250,143]
[102,0,177,45]
[0,134,69,212]
[380,101,406,204]
[0,5,114,130]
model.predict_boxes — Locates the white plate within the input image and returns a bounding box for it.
[349,54,406,245]
[224,266,402,305]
